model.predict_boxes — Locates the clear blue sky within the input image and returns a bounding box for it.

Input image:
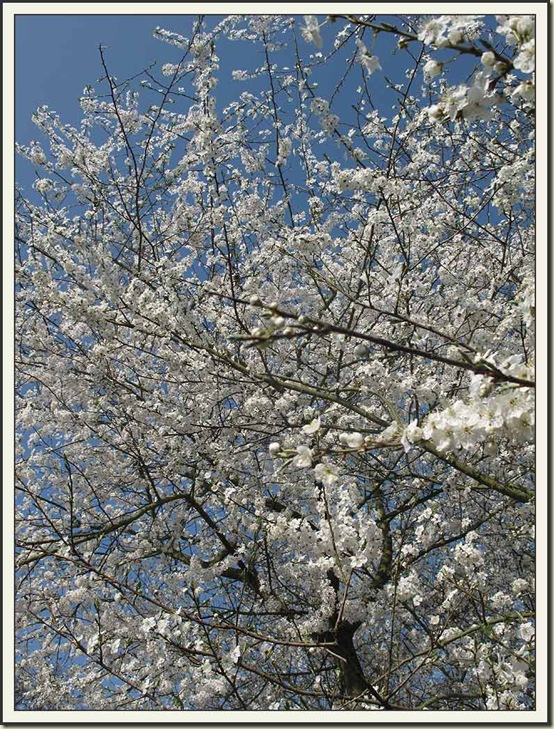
[16,14,216,131]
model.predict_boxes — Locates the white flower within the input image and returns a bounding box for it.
[512,81,535,102]
[401,422,423,452]
[396,573,420,601]
[466,72,490,104]
[141,616,157,634]
[418,17,449,47]
[514,672,529,689]
[29,143,47,165]
[511,578,528,595]
[423,59,443,81]
[511,15,535,38]
[300,16,323,48]
[230,645,241,664]
[292,445,312,468]
[427,104,443,122]
[442,86,468,121]
[379,422,400,442]
[34,178,54,195]
[268,442,281,456]
[339,432,364,449]
[497,15,534,45]
[360,53,381,74]
[314,462,339,486]
[276,138,292,167]
[518,622,534,642]
[302,416,321,435]
[350,553,368,568]
[448,29,463,45]
[356,40,381,75]
[513,40,535,73]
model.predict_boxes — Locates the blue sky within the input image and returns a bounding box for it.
[16,15,213,132]
[15,13,402,187]
[15,15,212,184]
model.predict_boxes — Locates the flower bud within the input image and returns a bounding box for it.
[481,51,496,67]
[268,442,281,456]
[354,343,370,358]
[339,432,365,449]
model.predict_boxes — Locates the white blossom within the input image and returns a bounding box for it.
[513,40,535,73]
[300,16,323,48]
[313,462,339,486]
[423,59,443,81]
[292,445,312,468]
[512,81,535,102]
[356,40,381,75]
[14,12,538,712]
[518,622,535,642]
[302,416,321,435]
[401,421,423,452]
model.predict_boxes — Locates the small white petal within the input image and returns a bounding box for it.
[302,417,321,435]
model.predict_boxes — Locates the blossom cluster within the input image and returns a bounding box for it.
[14,11,537,713]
